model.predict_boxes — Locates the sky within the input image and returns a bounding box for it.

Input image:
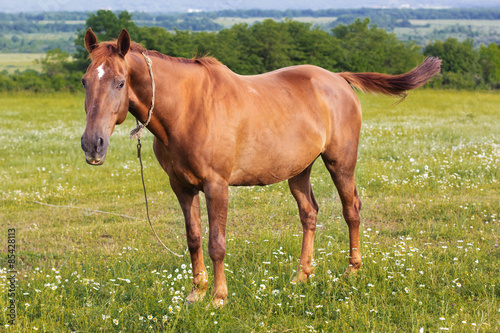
[6,0,500,13]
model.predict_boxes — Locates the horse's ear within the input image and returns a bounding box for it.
[117,29,130,57]
[84,28,98,53]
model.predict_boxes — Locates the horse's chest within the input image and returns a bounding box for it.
[153,139,205,189]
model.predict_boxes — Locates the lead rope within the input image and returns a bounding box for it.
[131,52,183,258]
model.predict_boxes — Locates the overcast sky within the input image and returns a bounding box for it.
[7,0,500,13]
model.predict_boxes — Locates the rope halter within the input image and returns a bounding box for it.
[130,52,155,140]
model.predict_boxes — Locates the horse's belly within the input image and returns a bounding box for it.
[228,146,321,186]
[228,116,326,186]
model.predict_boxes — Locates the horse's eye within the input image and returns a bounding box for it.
[81,78,86,87]
[117,80,125,89]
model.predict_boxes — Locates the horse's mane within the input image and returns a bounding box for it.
[89,41,222,69]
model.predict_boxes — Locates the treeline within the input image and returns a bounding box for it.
[1,11,499,92]
[0,12,85,33]
[2,8,500,35]
[0,35,75,53]
[0,12,88,21]
[2,8,500,53]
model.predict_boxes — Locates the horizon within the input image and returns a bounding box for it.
[6,0,500,14]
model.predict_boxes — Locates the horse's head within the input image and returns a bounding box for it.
[81,28,130,165]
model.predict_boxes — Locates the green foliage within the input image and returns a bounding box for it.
[134,16,422,75]
[285,20,341,71]
[480,42,500,87]
[2,8,500,53]
[151,14,223,31]
[0,34,75,53]
[248,19,294,72]
[73,10,141,69]
[39,48,70,76]
[332,18,422,73]
[424,38,480,74]
[424,38,485,89]
[0,49,83,92]
[209,23,260,74]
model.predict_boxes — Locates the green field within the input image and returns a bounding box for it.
[394,19,500,45]
[214,16,338,29]
[1,90,499,331]
[0,54,44,73]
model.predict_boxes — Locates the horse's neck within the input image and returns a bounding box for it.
[127,52,203,144]
[127,52,155,121]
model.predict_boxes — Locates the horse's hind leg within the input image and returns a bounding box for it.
[288,164,319,282]
[321,152,362,274]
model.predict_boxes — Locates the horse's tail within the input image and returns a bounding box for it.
[338,57,441,101]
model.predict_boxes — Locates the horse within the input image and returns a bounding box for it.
[80,28,441,307]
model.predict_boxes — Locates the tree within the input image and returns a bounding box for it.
[39,48,70,77]
[213,23,263,75]
[332,18,422,74]
[424,38,481,88]
[424,38,480,74]
[73,10,140,70]
[136,26,172,54]
[479,42,500,88]
[282,19,342,71]
[248,19,294,73]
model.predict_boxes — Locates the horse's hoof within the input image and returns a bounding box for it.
[185,288,206,305]
[292,264,314,284]
[291,271,309,284]
[344,264,361,277]
[211,297,226,308]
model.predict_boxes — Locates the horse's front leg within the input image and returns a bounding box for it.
[169,177,208,304]
[204,180,229,307]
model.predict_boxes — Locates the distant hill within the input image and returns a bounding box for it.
[9,0,500,13]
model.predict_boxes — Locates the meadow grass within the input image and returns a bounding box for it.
[0,90,499,332]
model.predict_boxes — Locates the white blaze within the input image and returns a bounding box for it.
[97,64,105,79]
[248,87,259,94]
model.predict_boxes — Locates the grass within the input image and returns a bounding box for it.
[0,90,499,332]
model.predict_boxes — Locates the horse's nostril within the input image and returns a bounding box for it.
[95,136,105,153]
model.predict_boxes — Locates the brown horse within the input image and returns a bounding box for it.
[80,28,441,306]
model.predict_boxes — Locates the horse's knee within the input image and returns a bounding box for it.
[300,208,317,231]
[187,233,202,254]
[343,205,360,228]
[208,238,226,262]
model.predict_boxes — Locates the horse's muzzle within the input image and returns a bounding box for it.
[85,156,106,165]
[81,133,109,166]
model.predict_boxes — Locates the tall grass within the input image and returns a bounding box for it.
[1,90,499,332]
